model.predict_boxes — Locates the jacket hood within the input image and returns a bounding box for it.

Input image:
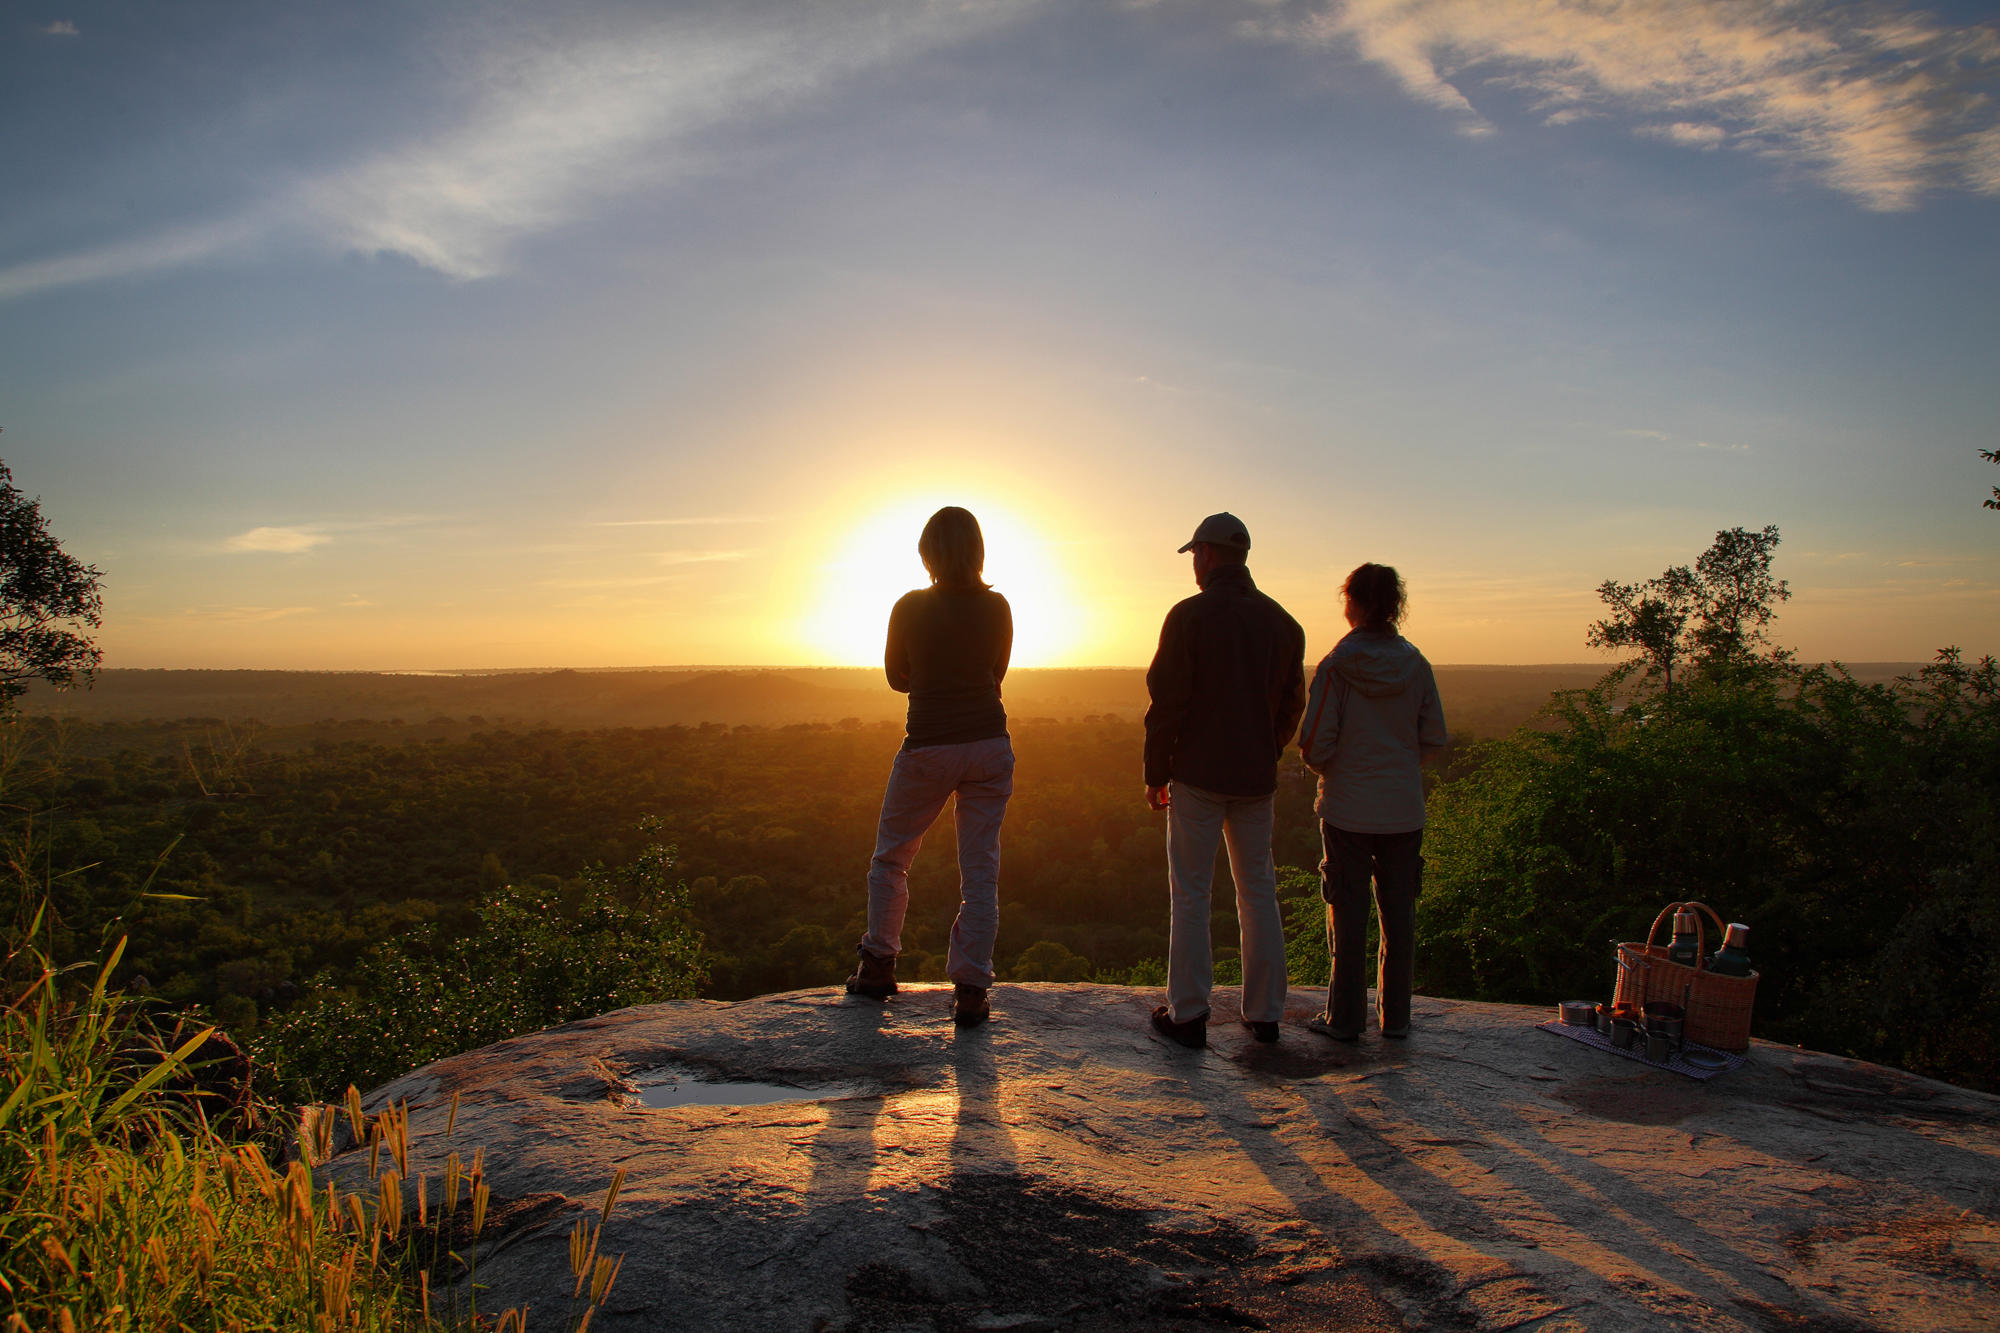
[1330,629,1424,698]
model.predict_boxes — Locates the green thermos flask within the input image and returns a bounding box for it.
[1709,923,1753,977]
[1667,908,1701,967]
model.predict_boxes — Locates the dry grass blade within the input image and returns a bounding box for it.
[597,1168,625,1225]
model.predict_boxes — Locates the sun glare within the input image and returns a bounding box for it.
[804,499,1083,668]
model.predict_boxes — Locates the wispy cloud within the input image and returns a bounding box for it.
[1643,121,1728,151]
[224,525,329,554]
[0,3,1041,300]
[656,549,748,565]
[591,514,774,528]
[1286,0,2000,210]
[1694,439,1749,452]
[537,574,688,590]
[0,218,258,302]
[180,605,318,623]
[38,20,78,37]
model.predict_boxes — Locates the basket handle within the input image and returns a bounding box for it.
[1684,901,1728,962]
[1645,900,1726,967]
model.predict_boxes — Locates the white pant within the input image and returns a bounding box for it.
[1166,781,1289,1025]
[859,735,1014,988]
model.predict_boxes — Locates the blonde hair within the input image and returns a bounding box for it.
[918,506,989,590]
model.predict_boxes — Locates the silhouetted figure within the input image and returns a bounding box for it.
[1143,513,1306,1049]
[847,506,1013,1027]
[1299,563,1448,1043]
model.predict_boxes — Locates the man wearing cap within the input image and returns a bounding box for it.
[1143,512,1307,1049]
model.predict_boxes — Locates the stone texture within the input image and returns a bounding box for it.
[326,985,2000,1332]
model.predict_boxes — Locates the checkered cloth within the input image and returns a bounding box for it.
[1536,1019,1746,1080]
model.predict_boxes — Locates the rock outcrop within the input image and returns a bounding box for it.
[327,984,2000,1331]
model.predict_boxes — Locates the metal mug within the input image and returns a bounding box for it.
[1610,1017,1640,1050]
[1644,1030,1674,1063]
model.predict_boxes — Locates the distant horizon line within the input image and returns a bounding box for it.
[78,659,1940,676]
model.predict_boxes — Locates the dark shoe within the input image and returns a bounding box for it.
[952,984,990,1027]
[1243,1020,1280,1044]
[1306,1014,1359,1043]
[844,949,897,999]
[1150,1005,1207,1049]
[1381,1025,1410,1040]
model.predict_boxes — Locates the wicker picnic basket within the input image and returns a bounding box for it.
[1613,901,1758,1052]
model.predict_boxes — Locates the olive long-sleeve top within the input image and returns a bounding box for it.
[884,585,1013,749]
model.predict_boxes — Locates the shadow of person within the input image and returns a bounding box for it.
[946,1022,1020,1182]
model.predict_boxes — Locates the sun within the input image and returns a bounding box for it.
[804,498,1083,668]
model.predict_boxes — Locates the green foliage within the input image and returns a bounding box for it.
[1983,447,2000,511]
[1279,865,1331,989]
[1010,939,1094,982]
[256,820,706,1102]
[20,715,1307,1025]
[0,459,104,710]
[1422,650,1999,1090]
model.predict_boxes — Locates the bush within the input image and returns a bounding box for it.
[257,819,706,1103]
[1421,652,1999,1091]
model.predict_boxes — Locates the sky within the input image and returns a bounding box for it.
[4,0,1998,669]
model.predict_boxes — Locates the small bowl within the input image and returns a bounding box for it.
[1559,1000,1597,1027]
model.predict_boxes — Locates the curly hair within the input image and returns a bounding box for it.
[1343,562,1406,632]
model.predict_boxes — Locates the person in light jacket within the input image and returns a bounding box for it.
[1298,563,1448,1042]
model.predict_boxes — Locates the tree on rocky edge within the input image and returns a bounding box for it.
[0,457,104,710]
[1587,524,1790,692]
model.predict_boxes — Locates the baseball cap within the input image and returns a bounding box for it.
[1177,512,1251,554]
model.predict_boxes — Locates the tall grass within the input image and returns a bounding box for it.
[1,911,627,1330]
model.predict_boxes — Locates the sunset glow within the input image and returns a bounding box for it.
[803,498,1086,669]
[3,0,1996,669]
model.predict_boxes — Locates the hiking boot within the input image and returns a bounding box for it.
[1150,1005,1207,1049]
[1242,1020,1280,1044]
[1306,1014,1359,1043]
[844,949,897,1000]
[952,984,990,1027]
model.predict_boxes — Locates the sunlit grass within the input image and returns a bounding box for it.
[1,913,626,1331]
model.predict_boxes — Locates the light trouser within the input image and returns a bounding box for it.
[1165,781,1290,1026]
[859,734,1014,989]
[1320,822,1424,1037]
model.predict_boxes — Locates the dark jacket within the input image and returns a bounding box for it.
[1143,564,1307,797]
[885,585,1012,749]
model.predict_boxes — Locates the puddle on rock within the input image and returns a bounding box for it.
[628,1063,870,1109]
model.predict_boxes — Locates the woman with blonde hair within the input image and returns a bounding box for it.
[846,506,1014,1026]
[1298,563,1448,1042]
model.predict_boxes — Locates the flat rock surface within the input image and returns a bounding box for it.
[331,985,2000,1331]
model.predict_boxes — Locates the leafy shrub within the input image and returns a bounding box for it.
[1009,940,1094,982]
[257,819,706,1103]
[1421,651,1999,1090]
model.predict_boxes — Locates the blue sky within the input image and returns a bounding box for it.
[4,0,1997,667]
